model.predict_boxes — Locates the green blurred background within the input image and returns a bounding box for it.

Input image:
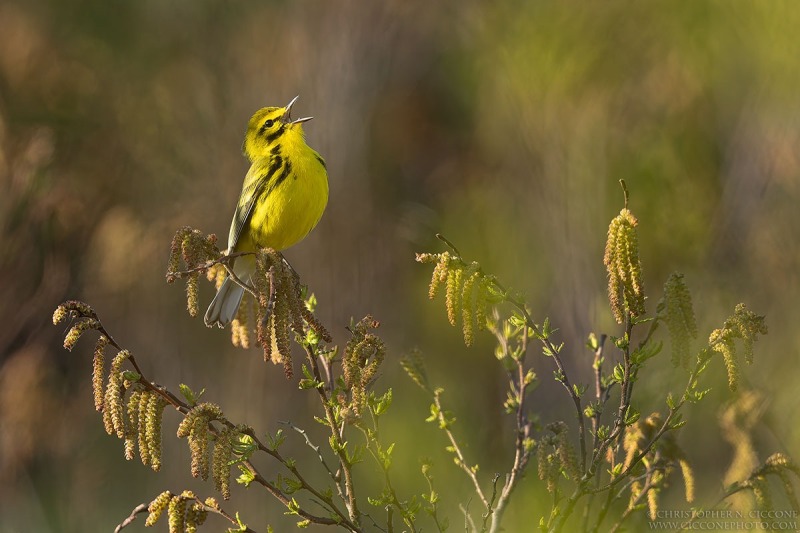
[1,0,799,531]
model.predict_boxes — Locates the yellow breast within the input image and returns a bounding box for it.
[238,137,328,252]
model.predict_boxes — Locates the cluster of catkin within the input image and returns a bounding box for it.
[416,251,502,346]
[54,301,167,471]
[145,490,219,532]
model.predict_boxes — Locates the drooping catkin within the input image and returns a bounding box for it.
[460,263,481,347]
[661,272,697,368]
[177,403,223,481]
[146,490,173,527]
[343,317,385,417]
[63,318,101,352]
[103,350,131,438]
[92,335,109,411]
[168,493,188,533]
[445,264,464,327]
[231,293,251,349]
[146,392,167,471]
[125,388,141,461]
[213,427,234,499]
[137,390,151,466]
[185,501,208,533]
[708,303,767,392]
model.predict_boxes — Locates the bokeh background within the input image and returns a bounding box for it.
[1,1,799,531]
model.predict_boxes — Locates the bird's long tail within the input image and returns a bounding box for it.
[204,256,255,327]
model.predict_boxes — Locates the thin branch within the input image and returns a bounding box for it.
[283,421,343,496]
[114,503,148,533]
[492,278,588,473]
[64,303,358,532]
[433,390,490,510]
[489,355,532,533]
[304,343,361,524]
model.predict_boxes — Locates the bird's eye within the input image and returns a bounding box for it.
[264,119,274,128]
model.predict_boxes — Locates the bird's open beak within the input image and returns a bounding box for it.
[284,95,313,125]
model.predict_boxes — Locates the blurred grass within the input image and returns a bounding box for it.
[1,0,799,531]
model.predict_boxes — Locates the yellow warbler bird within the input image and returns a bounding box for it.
[204,96,328,327]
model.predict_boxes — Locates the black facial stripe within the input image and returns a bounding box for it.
[315,154,326,169]
[262,123,285,145]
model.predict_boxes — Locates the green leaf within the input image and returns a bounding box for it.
[298,378,323,390]
[666,393,676,410]
[612,363,625,383]
[236,464,255,487]
[372,389,393,417]
[586,333,599,351]
[305,293,318,312]
[508,313,526,328]
[231,434,258,460]
[523,369,537,386]
[669,413,685,429]
[284,497,301,515]
[625,407,640,426]
[265,429,285,451]
[178,383,205,406]
[631,341,663,364]
[425,403,440,423]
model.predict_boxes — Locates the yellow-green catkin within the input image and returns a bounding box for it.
[92,335,109,411]
[63,318,101,352]
[445,264,464,327]
[146,490,173,527]
[662,273,697,368]
[679,458,695,503]
[137,390,151,466]
[231,294,251,349]
[710,330,739,392]
[423,252,451,299]
[460,263,481,347]
[53,300,97,325]
[474,277,490,332]
[751,476,773,512]
[273,289,292,376]
[191,415,211,480]
[206,262,227,290]
[343,317,385,417]
[146,392,167,471]
[125,389,141,461]
[629,479,643,509]
[186,274,199,317]
[604,209,645,323]
[168,493,188,533]
[213,428,234,499]
[548,422,579,481]
[536,437,560,493]
[709,304,767,392]
[103,350,131,438]
[177,403,222,481]
[647,483,660,520]
[185,502,208,533]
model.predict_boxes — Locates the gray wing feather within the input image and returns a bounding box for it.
[227,173,264,251]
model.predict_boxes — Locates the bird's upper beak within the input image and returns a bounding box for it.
[284,95,313,125]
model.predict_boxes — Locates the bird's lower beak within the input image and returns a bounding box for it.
[283,95,313,125]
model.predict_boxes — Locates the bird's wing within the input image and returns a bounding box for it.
[227,156,279,252]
